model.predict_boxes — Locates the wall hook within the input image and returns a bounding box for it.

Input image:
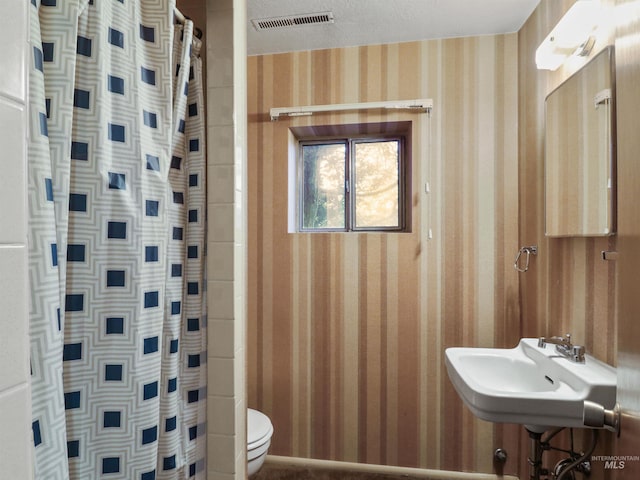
[514,246,538,273]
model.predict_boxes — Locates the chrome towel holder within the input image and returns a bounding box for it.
[514,245,538,273]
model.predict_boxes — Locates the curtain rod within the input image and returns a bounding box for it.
[270,99,434,121]
[174,8,203,39]
[174,8,186,23]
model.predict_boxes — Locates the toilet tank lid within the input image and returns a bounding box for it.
[248,408,274,446]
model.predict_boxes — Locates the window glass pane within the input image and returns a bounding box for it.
[301,143,346,229]
[353,140,400,228]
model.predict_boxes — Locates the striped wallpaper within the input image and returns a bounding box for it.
[612,0,640,476]
[247,35,522,474]
[517,1,619,478]
[518,0,618,368]
[247,1,623,477]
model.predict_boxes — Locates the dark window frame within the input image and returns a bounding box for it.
[297,134,407,233]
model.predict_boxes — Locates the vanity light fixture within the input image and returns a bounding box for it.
[535,0,602,70]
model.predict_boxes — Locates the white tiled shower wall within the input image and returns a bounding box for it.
[0,0,34,479]
[206,0,248,478]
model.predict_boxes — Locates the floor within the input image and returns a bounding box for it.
[252,461,516,480]
[254,463,441,480]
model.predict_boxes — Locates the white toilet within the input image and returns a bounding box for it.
[247,408,274,477]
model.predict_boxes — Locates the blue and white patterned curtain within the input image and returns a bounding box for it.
[28,0,207,478]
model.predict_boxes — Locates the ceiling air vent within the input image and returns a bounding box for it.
[251,11,335,31]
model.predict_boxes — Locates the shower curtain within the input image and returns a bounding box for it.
[28,0,207,478]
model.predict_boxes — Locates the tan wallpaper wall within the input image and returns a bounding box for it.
[518,0,618,366]
[518,1,619,478]
[612,0,640,477]
[247,1,625,477]
[247,36,523,474]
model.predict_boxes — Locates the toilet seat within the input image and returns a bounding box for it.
[247,408,273,452]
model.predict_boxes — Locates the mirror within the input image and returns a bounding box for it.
[545,46,616,237]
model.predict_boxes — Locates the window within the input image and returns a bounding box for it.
[298,135,406,232]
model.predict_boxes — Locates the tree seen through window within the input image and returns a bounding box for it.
[300,137,404,231]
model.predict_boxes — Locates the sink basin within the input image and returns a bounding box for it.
[445,338,616,431]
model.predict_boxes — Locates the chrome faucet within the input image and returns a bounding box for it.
[537,334,585,363]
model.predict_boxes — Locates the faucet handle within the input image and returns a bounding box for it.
[554,333,573,346]
[537,333,573,348]
[572,345,586,363]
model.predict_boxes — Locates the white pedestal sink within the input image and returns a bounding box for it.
[445,338,617,432]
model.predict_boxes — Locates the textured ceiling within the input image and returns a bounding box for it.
[247,0,540,56]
